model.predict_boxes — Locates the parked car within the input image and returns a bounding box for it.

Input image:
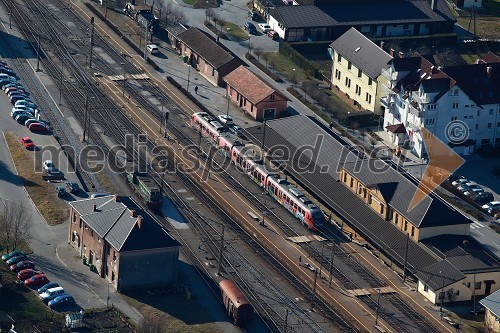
[482,201,500,214]
[11,110,32,119]
[15,100,37,109]
[43,160,56,173]
[5,87,23,95]
[56,186,66,198]
[457,183,477,192]
[66,182,80,194]
[4,83,24,92]
[267,30,279,40]
[2,250,24,261]
[244,22,257,34]
[247,10,259,20]
[303,263,316,272]
[258,23,272,32]
[25,274,49,287]
[38,282,60,294]
[6,255,28,266]
[16,114,33,125]
[28,122,50,133]
[475,192,494,204]
[146,44,159,54]
[48,294,75,309]
[13,105,36,113]
[10,94,31,105]
[10,260,34,273]
[17,269,43,281]
[228,124,242,136]
[217,115,233,124]
[40,287,65,303]
[8,89,29,98]
[463,188,484,196]
[90,193,108,198]
[452,178,470,187]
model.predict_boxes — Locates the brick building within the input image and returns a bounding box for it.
[224,65,289,121]
[68,196,180,291]
[175,27,242,86]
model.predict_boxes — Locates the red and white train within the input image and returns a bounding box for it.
[191,112,325,230]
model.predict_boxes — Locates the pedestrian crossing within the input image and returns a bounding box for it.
[470,221,484,229]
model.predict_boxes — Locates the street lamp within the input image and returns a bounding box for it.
[186,64,191,93]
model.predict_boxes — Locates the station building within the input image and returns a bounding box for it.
[68,196,180,291]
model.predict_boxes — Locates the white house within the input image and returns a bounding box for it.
[381,55,500,158]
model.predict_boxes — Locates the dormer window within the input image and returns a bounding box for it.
[270,94,275,100]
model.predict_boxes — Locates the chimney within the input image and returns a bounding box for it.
[92,204,97,212]
[431,0,437,11]
[136,215,143,230]
[130,209,136,218]
[114,195,119,202]
[487,66,493,79]
[399,52,404,59]
[380,41,385,50]
[390,49,395,57]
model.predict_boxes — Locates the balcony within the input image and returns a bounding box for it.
[381,68,398,81]
[380,97,394,112]
[411,91,433,104]
[381,83,396,95]
[409,103,425,118]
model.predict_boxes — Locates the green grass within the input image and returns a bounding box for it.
[263,52,310,83]
[0,264,64,331]
[222,21,248,41]
[182,0,196,5]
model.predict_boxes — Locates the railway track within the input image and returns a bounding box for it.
[5,0,443,332]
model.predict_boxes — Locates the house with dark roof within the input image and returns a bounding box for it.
[68,196,180,291]
[330,28,392,114]
[381,54,500,158]
[481,289,500,332]
[224,66,289,121]
[174,27,242,86]
[244,114,500,305]
[267,0,455,42]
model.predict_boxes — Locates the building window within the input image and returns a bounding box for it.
[424,284,428,292]
[91,230,94,237]
[380,205,385,215]
[425,118,435,125]
[411,226,415,237]
[348,61,352,70]
[358,69,362,78]
[477,110,481,116]
[111,271,115,282]
[490,109,494,115]
[345,77,351,88]
[482,139,490,145]
[350,177,354,188]
[395,214,399,224]
[355,85,361,96]
[453,102,459,109]
[343,172,347,182]
[465,282,471,288]
[451,117,457,121]
[270,94,275,100]
[107,245,110,256]
[497,122,500,128]
[476,124,479,130]
[368,77,372,86]
[337,53,342,62]
[366,93,372,104]
[488,123,492,129]
[79,219,82,228]
[113,251,116,261]
[335,69,341,80]
[404,220,408,231]
[368,195,372,204]
[454,89,459,96]
[427,104,437,110]
[475,282,481,290]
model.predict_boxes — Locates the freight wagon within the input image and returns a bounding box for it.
[127,171,162,210]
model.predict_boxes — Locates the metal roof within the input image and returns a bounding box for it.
[269,5,336,29]
[69,196,180,252]
[481,289,500,317]
[330,28,392,79]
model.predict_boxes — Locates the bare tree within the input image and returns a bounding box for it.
[211,13,220,29]
[0,201,31,251]
[254,47,262,61]
[170,7,188,25]
[137,313,165,333]
[205,8,215,22]
[163,1,174,27]
[261,52,270,68]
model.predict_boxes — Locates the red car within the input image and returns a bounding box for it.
[10,260,34,273]
[267,30,279,40]
[20,136,35,149]
[17,269,42,281]
[24,274,49,287]
[28,123,50,133]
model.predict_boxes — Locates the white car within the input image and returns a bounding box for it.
[464,188,484,196]
[43,160,56,173]
[258,23,272,33]
[457,183,475,192]
[482,201,500,214]
[146,44,159,54]
[303,263,316,272]
[217,115,233,124]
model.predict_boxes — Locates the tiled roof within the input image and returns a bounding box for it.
[224,66,287,105]
[177,27,235,69]
[330,28,392,79]
[481,289,500,317]
[270,0,455,29]
[479,51,500,64]
[443,63,500,106]
[69,196,180,252]
[386,123,406,134]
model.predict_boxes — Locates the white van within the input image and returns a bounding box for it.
[40,286,65,303]
[146,44,159,54]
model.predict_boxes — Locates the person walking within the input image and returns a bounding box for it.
[194,85,199,94]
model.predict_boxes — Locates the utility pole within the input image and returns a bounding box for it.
[217,225,225,276]
[261,120,267,163]
[58,57,65,105]
[284,309,288,333]
[310,271,318,311]
[329,243,335,287]
[164,111,169,139]
[143,24,149,62]
[186,64,191,92]
[318,243,325,278]
[89,17,95,68]
[402,233,409,282]
[82,93,90,142]
[36,34,41,72]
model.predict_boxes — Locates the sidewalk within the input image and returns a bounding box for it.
[56,242,143,324]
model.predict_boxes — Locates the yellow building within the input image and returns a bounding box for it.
[330,28,392,115]
[481,290,500,332]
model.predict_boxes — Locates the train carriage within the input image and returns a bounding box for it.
[219,279,253,325]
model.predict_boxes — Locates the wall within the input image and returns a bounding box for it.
[269,16,286,40]
[485,310,500,333]
[255,94,288,120]
[331,50,388,112]
[418,271,500,304]
[418,224,470,240]
[117,247,179,291]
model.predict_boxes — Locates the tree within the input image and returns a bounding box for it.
[163,1,174,27]
[211,13,220,30]
[205,8,215,22]
[253,47,262,61]
[0,201,31,251]
[261,52,270,68]
[170,7,188,26]
[137,313,165,333]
